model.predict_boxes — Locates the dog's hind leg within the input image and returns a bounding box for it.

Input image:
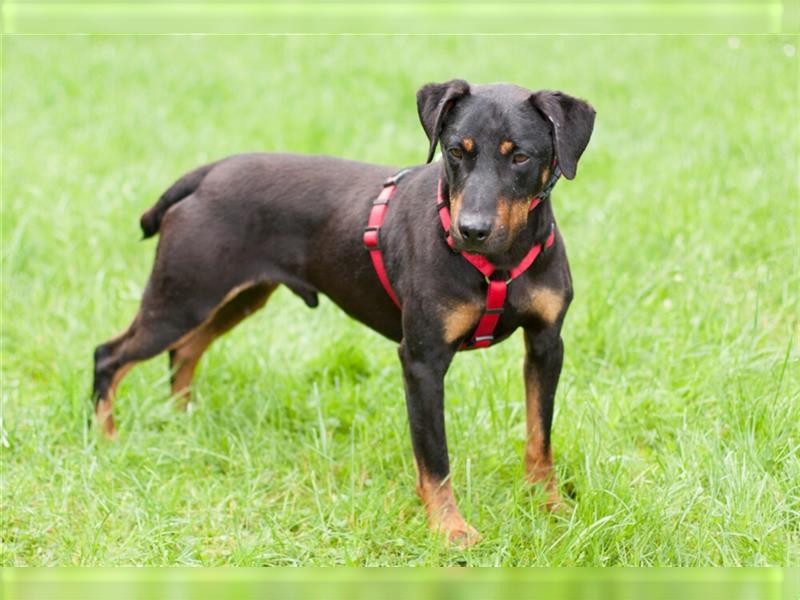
[168,282,277,409]
[93,179,283,438]
[93,310,191,439]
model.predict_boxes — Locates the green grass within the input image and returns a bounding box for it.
[2,35,798,566]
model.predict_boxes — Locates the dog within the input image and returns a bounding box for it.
[93,79,595,545]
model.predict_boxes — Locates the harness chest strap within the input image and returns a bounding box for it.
[363,167,558,350]
[363,179,402,307]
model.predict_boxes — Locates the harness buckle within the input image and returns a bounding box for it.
[363,226,381,250]
[486,271,512,285]
[469,335,494,346]
[384,168,412,187]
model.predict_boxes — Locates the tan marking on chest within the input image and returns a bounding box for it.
[499,140,514,155]
[527,288,564,323]
[462,137,474,152]
[441,302,482,343]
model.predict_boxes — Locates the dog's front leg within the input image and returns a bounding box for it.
[398,314,479,546]
[523,325,565,510]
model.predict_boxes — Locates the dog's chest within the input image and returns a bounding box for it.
[440,281,567,346]
[507,282,566,325]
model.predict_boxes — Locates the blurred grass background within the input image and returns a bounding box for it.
[1,2,792,34]
[1,567,790,599]
[1,34,798,565]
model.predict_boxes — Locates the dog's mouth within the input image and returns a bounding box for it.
[444,189,515,256]
[449,228,510,256]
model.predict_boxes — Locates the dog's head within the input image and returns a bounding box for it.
[417,80,595,255]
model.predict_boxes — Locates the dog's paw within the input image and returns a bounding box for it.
[525,474,570,513]
[95,401,118,440]
[432,511,481,548]
[542,492,569,514]
[444,521,481,548]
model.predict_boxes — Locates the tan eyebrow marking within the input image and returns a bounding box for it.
[499,140,514,155]
[462,138,474,152]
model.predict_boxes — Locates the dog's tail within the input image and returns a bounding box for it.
[139,161,218,238]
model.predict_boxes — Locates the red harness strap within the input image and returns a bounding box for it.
[436,178,556,348]
[363,177,402,307]
[364,168,557,350]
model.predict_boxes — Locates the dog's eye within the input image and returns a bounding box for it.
[448,148,463,160]
[512,153,529,165]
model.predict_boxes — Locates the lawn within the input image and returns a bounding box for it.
[1,34,798,566]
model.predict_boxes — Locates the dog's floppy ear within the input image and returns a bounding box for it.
[416,79,471,163]
[530,91,596,180]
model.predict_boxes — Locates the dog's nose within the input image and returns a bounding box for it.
[458,215,492,243]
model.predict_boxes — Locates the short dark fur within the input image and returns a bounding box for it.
[93,80,595,543]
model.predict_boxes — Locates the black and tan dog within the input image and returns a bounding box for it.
[93,79,595,545]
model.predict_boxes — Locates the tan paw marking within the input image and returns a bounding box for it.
[416,466,480,547]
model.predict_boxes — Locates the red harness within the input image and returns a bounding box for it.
[364,167,558,349]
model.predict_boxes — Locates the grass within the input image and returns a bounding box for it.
[1,34,798,566]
